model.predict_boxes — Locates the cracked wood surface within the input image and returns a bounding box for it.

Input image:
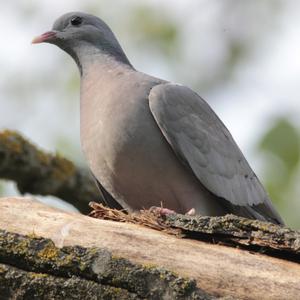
[0,197,299,299]
[0,232,206,299]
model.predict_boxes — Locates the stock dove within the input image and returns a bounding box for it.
[33,12,284,224]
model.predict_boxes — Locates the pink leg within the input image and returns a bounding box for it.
[149,206,176,216]
[185,208,196,216]
[150,206,196,216]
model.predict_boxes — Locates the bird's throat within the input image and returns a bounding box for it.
[69,44,133,77]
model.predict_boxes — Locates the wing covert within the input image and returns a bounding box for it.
[148,83,283,224]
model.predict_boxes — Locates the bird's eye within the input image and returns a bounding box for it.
[70,16,82,26]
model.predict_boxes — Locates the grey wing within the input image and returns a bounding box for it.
[149,83,284,224]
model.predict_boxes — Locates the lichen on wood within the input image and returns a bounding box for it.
[0,263,138,300]
[0,229,213,299]
[0,130,100,213]
[163,213,300,260]
[90,202,300,262]
[1,197,300,299]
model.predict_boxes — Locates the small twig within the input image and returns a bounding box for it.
[89,202,182,235]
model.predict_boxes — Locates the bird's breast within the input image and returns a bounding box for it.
[79,73,164,208]
[79,70,220,214]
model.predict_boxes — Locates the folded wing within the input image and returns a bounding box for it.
[149,83,283,224]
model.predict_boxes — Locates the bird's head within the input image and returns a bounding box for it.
[32,12,131,72]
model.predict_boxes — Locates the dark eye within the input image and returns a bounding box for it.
[70,16,82,26]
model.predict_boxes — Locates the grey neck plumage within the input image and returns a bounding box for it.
[65,42,134,76]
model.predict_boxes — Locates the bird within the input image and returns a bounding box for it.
[32,12,284,224]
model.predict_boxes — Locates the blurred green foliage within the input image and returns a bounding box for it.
[258,118,300,226]
[260,119,300,175]
[129,6,179,57]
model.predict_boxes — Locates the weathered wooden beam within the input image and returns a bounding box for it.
[0,231,205,299]
[0,263,139,300]
[0,197,299,299]
[90,201,300,261]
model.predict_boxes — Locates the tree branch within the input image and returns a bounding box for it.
[0,130,100,213]
[0,263,139,300]
[0,197,299,299]
[0,230,207,299]
[89,202,300,262]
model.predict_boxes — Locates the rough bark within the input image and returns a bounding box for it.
[0,130,100,213]
[164,212,300,261]
[0,263,139,300]
[0,231,207,300]
[0,197,299,300]
[90,202,300,261]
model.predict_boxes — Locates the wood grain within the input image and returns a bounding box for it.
[0,196,299,299]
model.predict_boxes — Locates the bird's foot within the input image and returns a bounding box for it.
[149,206,196,216]
[149,206,176,216]
[185,208,196,216]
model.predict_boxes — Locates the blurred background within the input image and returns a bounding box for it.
[1,0,300,228]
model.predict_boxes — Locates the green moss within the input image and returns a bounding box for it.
[27,232,39,239]
[79,260,89,271]
[110,287,123,296]
[35,150,51,165]
[12,238,31,255]
[0,230,210,298]
[62,253,75,265]
[0,130,22,154]
[111,254,122,260]
[28,272,48,279]
[0,130,76,183]
[55,155,75,174]
[142,263,157,270]
[37,242,60,260]
[49,155,76,181]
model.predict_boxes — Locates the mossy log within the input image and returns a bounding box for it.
[0,263,139,300]
[0,233,206,299]
[0,130,100,213]
[0,197,300,299]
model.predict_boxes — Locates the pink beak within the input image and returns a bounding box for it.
[32,31,57,44]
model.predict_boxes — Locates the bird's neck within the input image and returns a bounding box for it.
[70,44,134,76]
[79,49,136,153]
[79,48,136,110]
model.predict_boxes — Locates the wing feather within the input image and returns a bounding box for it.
[149,83,283,224]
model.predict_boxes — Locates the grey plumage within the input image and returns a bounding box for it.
[33,12,284,224]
